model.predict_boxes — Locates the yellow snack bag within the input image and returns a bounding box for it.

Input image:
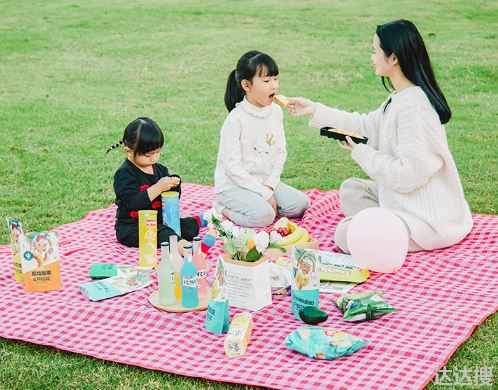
[6,218,24,282]
[224,312,253,358]
[21,231,62,292]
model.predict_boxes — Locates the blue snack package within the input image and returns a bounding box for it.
[284,326,368,360]
[205,299,230,335]
[79,269,154,301]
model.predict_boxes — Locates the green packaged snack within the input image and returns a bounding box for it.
[320,263,370,283]
[334,290,396,322]
[285,326,368,360]
[299,306,328,325]
[89,263,149,280]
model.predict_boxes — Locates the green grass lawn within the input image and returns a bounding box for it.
[0,0,496,388]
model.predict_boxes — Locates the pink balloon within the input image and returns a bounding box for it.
[346,207,408,273]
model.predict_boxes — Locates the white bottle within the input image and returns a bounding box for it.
[158,242,175,306]
[169,235,184,303]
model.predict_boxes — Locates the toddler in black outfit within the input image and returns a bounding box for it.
[107,117,206,252]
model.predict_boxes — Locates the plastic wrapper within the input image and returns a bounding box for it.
[335,290,396,322]
[89,263,150,280]
[270,261,291,295]
[79,269,153,301]
[285,326,368,360]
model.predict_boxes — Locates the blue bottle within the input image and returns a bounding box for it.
[180,244,199,308]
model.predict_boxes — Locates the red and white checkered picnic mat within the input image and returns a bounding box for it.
[1,184,497,390]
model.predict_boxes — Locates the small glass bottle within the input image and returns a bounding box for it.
[157,242,176,306]
[169,235,183,303]
[180,244,199,308]
[192,237,208,302]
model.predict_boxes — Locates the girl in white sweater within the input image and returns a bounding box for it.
[214,51,309,227]
[288,20,473,252]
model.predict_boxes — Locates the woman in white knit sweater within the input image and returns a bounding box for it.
[288,19,473,252]
[214,51,309,227]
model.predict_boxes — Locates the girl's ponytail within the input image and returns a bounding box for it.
[224,69,244,112]
[106,140,123,154]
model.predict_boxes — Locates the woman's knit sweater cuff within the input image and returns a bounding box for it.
[351,143,375,171]
[308,103,332,129]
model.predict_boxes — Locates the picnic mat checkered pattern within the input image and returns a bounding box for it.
[1,183,497,390]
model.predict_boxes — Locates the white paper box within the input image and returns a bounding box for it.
[221,255,272,311]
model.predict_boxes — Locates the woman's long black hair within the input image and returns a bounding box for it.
[376,19,451,124]
[224,50,279,112]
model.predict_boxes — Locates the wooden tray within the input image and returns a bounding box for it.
[148,288,210,313]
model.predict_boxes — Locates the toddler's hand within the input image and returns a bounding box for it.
[287,97,317,117]
[158,176,180,192]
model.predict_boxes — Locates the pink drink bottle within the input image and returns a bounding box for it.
[192,237,208,301]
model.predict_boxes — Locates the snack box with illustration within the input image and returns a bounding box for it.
[320,127,368,144]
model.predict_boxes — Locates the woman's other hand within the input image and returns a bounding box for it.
[338,136,357,152]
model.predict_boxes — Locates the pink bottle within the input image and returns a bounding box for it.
[192,237,208,301]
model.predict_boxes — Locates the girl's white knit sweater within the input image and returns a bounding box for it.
[310,86,473,250]
[215,97,287,200]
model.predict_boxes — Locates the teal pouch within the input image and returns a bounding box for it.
[285,326,368,360]
[89,263,149,280]
[79,269,153,301]
[89,263,118,279]
[291,289,319,320]
[205,299,230,335]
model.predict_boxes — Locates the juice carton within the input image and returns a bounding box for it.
[224,312,254,358]
[138,210,157,267]
[291,247,320,320]
[205,256,229,335]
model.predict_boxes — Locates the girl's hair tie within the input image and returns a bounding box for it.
[105,139,124,154]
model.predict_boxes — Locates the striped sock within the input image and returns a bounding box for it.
[201,229,216,255]
[194,214,208,227]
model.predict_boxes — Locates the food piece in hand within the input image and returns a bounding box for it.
[273,94,289,107]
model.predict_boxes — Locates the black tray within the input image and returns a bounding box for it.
[320,127,368,144]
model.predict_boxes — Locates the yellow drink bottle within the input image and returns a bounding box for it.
[169,235,184,303]
[138,210,157,267]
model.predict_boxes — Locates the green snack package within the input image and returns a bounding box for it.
[334,290,396,322]
[320,263,370,283]
[79,269,154,301]
[89,263,149,280]
[284,326,368,360]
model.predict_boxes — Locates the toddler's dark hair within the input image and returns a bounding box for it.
[106,117,164,155]
[224,50,279,112]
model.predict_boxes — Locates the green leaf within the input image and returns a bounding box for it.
[244,247,262,262]
[222,241,237,255]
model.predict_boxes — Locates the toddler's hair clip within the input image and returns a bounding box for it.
[105,140,124,154]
